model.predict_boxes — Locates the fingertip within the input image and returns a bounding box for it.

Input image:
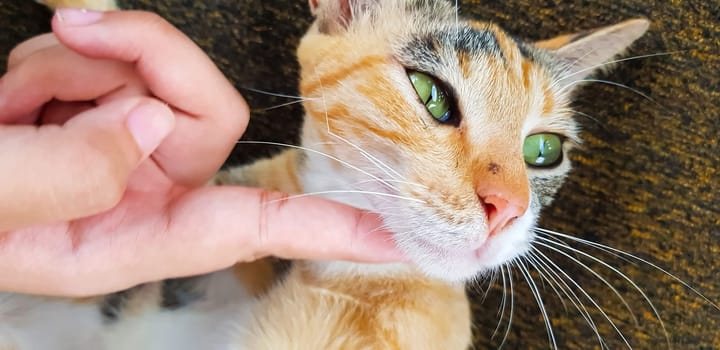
[126,100,175,157]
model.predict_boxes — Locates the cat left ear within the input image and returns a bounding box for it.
[308,0,374,34]
[535,18,650,87]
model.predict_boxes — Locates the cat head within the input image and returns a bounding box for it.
[297,0,649,282]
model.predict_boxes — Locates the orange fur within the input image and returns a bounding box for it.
[300,55,386,95]
[535,33,582,50]
[237,263,471,350]
[457,50,472,79]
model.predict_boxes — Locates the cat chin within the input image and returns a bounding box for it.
[399,214,536,283]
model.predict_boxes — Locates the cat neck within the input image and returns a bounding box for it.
[298,147,416,279]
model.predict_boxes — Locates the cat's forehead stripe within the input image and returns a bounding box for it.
[401,26,504,70]
[436,27,503,59]
[301,55,386,95]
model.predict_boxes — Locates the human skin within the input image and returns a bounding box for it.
[0,9,400,297]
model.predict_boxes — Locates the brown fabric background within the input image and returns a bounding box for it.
[2,0,718,348]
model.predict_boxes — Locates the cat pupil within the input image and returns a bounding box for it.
[407,70,453,123]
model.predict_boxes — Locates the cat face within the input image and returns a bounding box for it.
[297,0,648,282]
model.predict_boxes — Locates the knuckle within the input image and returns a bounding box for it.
[7,34,59,69]
[255,189,290,247]
[134,11,175,36]
[7,47,23,69]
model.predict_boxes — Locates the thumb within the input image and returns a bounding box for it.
[0,97,174,231]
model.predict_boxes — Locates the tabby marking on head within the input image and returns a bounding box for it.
[294,0,649,281]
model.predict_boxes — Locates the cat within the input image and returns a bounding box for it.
[2,0,649,349]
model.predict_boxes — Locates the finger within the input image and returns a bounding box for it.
[167,187,403,263]
[0,44,139,124]
[0,187,401,296]
[0,97,174,231]
[7,33,59,70]
[52,9,250,186]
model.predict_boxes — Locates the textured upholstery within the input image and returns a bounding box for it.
[2,0,717,348]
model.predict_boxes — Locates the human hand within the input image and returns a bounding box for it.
[0,9,400,297]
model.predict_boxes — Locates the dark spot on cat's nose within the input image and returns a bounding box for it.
[488,162,500,175]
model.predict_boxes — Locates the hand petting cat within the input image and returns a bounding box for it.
[0,9,401,297]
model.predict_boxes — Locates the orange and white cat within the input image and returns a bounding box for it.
[2,0,649,349]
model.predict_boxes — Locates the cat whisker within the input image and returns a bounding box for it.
[533,236,640,326]
[555,51,687,86]
[350,179,428,190]
[531,244,633,349]
[235,140,402,192]
[516,258,558,350]
[313,68,408,185]
[536,230,638,270]
[264,190,425,205]
[491,265,508,341]
[558,78,660,107]
[535,227,720,312]
[551,47,601,91]
[525,252,570,312]
[498,261,516,350]
[454,0,459,43]
[328,130,407,182]
[258,99,307,111]
[569,109,605,128]
[529,248,610,350]
[480,270,500,304]
[240,86,317,100]
[534,239,659,349]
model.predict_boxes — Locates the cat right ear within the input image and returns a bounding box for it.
[308,0,372,34]
[535,18,650,88]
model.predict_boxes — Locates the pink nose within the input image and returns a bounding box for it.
[479,194,528,237]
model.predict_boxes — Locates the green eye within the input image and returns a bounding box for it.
[408,71,453,123]
[523,133,563,167]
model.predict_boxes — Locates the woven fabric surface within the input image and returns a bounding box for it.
[1,0,718,348]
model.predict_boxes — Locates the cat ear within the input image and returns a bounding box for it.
[535,18,650,87]
[308,0,373,34]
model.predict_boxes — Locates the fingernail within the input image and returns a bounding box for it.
[55,8,104,26]
[126,102,175,156]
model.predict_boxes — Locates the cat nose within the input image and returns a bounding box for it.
[478,193,528,237]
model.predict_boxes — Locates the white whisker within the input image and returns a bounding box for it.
[240,86,316,100]
[235,140,400,192]
[530,244,633,349]
[350,178,428,189]
[265,190,425,204]
[312,69,409,189]
[517,259,558,350]
[558,79,659,106]
[525,252,569,312]
[535,240,661,349]
[499,262,516,349]
[260,99,307,111]
[534,236,640,326]
[528,249,608,349]
[535,227,720,312]
[556,51,686,85]
[491,264,508,341]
